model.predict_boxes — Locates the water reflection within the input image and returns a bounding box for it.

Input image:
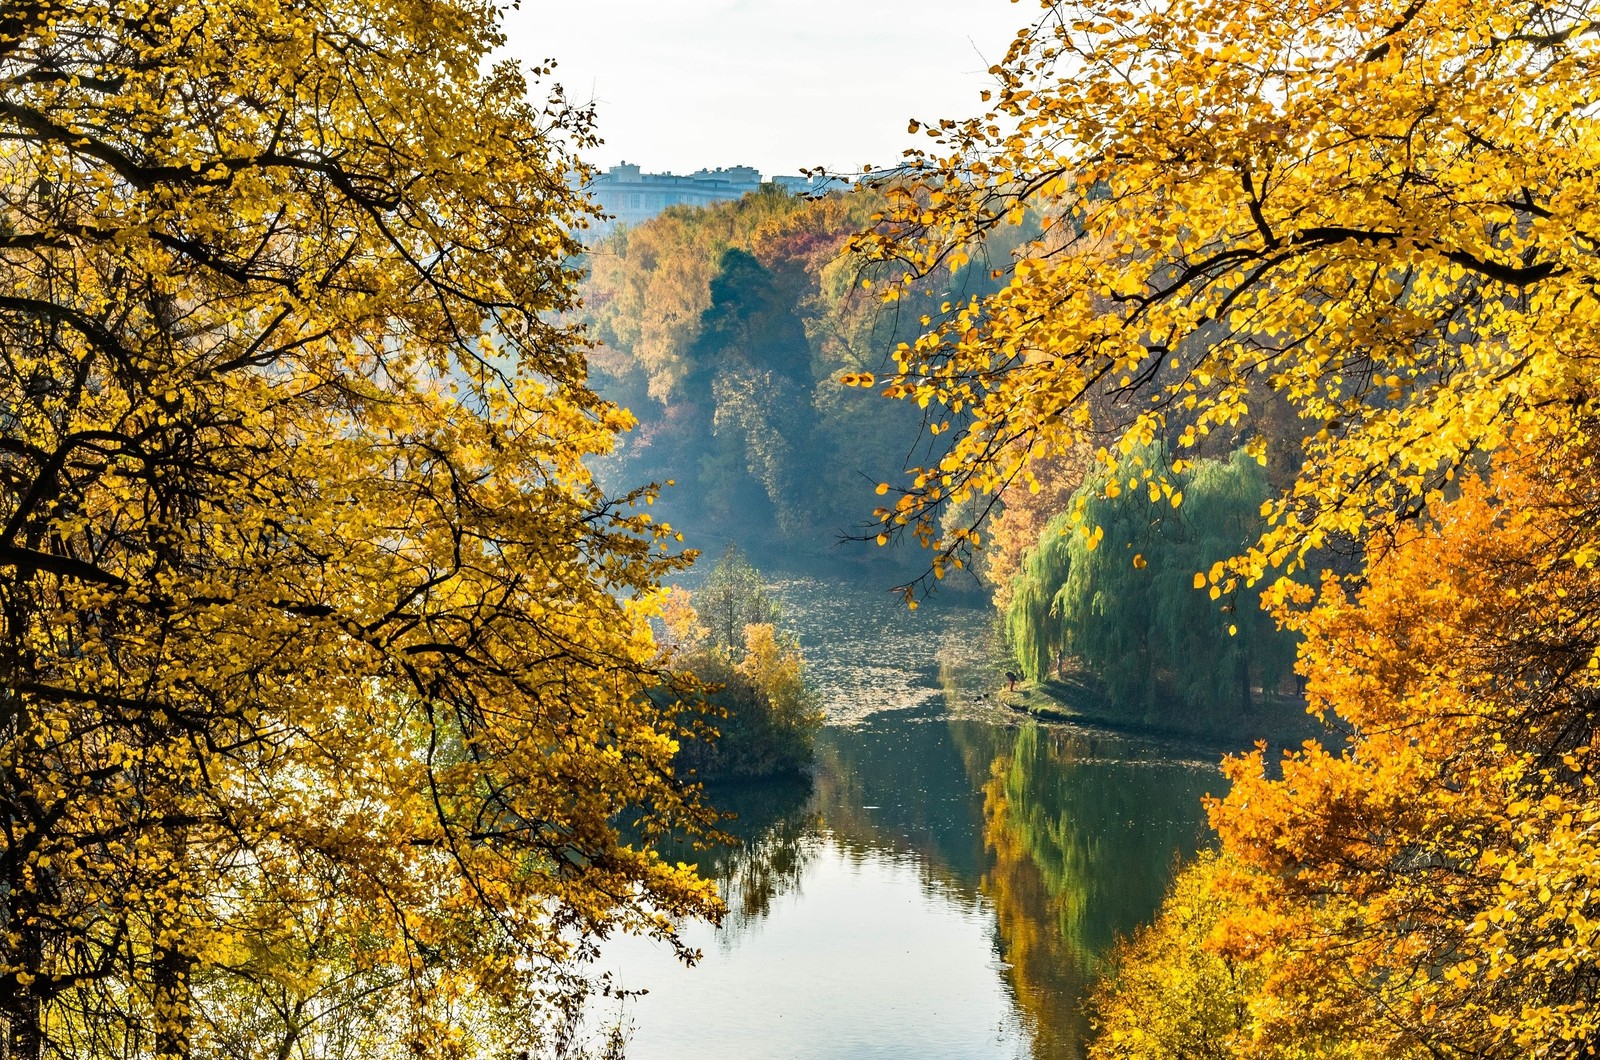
[596,576,1222,1057]
[616,712,1215,1059]
[688,777,818,937]
[975,724,1216,1058]
[600,834,1031,1059]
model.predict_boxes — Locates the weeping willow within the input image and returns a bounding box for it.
[1003,444,1297,720]
[1005,515,1075,681]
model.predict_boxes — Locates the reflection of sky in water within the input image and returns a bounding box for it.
[608,575,1221,1059]
[594,839,1032,1060]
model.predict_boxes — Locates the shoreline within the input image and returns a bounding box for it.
[991,675,1337,758]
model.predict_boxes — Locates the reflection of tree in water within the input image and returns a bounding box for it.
[692,778,820,937]
[718,811,817,934]
[808,719,994,884]
[983,761,1095,1060]
[977,723,1216,1060]
[650,713,1214,1060]
[688,716,1002,949]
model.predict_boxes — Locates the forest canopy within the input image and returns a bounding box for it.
[576,183,1035,571]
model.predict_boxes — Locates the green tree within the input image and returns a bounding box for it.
[688,250,818,536]
[1005,518,1075,682]
[1153,450,1296,713]
[694,544,780,653]
[1005,446,1293,721]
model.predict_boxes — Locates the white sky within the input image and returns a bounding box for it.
[500,0,1037,177]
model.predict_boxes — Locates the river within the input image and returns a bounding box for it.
[595,575,1225,1060]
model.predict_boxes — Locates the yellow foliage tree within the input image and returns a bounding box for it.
[663,569,822,782]
[1090,852,1395,1060]
[1089,852,1258,1060]
[855,0,1600,595]
[973,443,1092,612]
[0,1,718,1057]
[735,622,822,744]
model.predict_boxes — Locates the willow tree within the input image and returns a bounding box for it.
[1004,446,1290,720]
[1152,449,1294,714]
[1004,516,1074,682]
[0,2,717,1057]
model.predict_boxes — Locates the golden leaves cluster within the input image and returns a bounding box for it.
[0,0,716,1055]
[1205,428,1600,1056]
[856,0,1600,595]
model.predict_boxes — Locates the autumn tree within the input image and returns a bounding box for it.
[1089,853,1259,1060]
[1203,429,1600,1058]
[582,184,820,408]
[1088,851,1397,1060]
[853,3,1598,1051]
[692,544,779,653]
[581,193,845,548]
[0,2,719,1057]
[979,443,1092,611]
[664,549,822,780]
[854,0,1600,600]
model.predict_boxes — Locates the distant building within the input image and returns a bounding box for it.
[585,163,847,234]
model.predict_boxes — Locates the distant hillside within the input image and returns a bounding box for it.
[574,183,1014,578]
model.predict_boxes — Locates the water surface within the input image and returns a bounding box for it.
[601,577,1226,1059]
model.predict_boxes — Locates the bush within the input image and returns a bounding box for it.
[666,549,823,780]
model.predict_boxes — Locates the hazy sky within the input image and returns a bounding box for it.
[500,0,1035,177]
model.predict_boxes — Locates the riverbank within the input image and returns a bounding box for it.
[993,674,1335,756]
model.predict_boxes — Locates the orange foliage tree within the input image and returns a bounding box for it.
[1089,851,1392,1060]
[1205,428,1600,1057]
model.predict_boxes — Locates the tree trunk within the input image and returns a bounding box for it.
[151,833,194,1060]
[5,948,42,1060]
[152,939,193,1060]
